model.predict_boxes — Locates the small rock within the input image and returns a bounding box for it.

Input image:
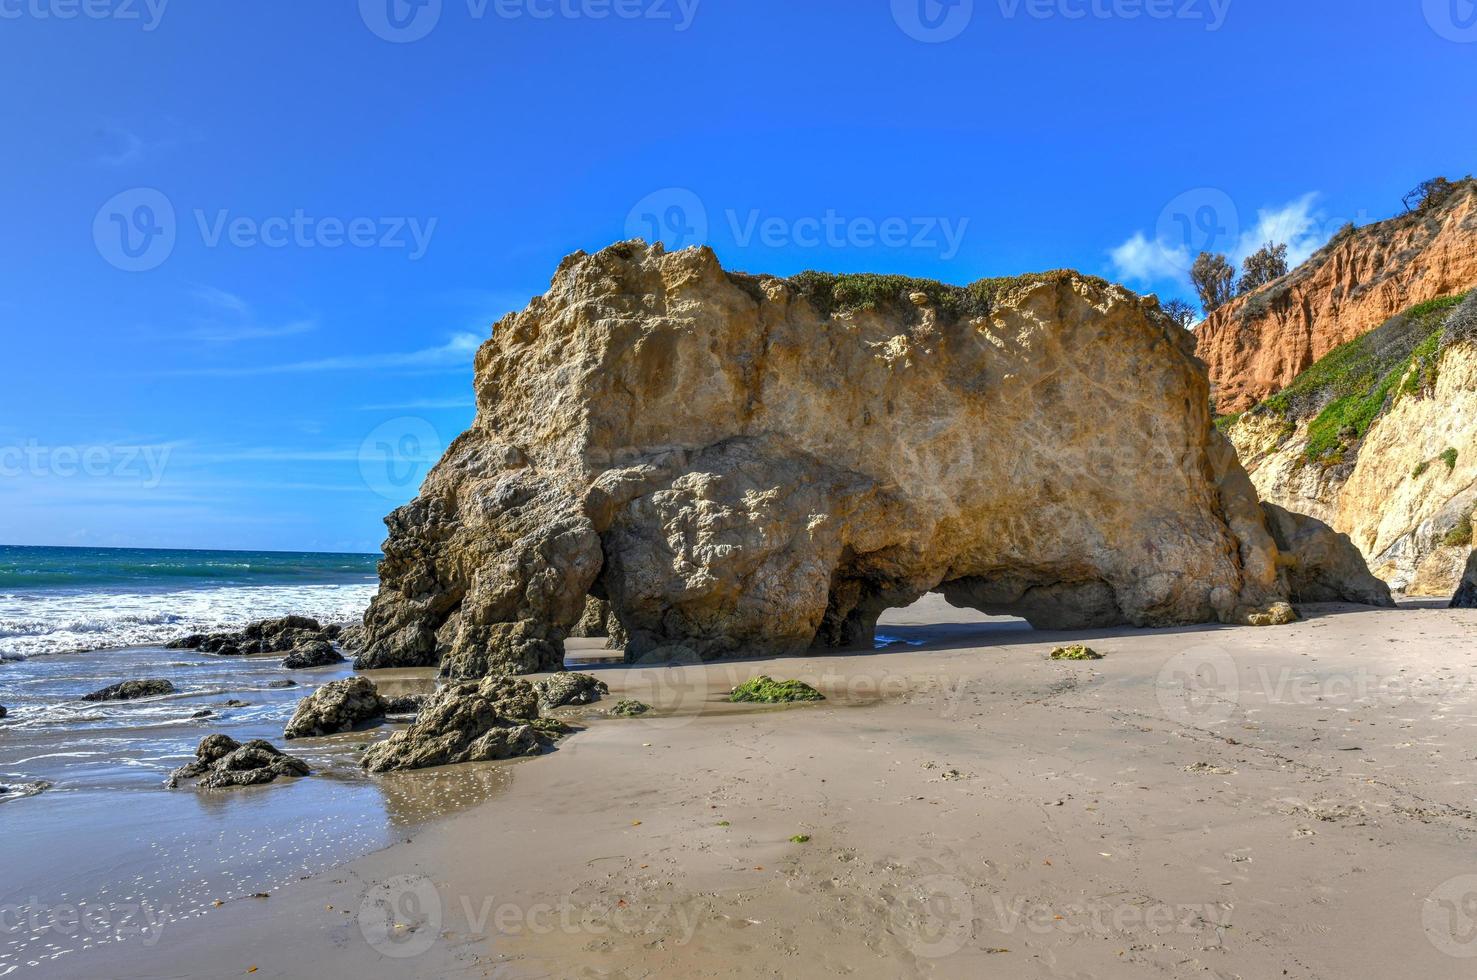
[284,677,386,738]
[1049,645,1103,661]
[169,735,310,790]
[535,672,609,710]
[223,699,249,708]
[0,705,7,719]
[612,699,651,717]
[191,709,214,719]
[361,676,541,773]
[82,679,176,702]
[382,694,427,715]
[281,640,345,670]
[266,679,298,689]
[729,676,825,703]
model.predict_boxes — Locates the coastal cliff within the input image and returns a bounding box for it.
[1225,293,1477,593]
[355,242,1387,676]
[1197,180,1477,414]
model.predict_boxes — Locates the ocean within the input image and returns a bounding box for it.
[0,545,502,977]
[0,545,380,660]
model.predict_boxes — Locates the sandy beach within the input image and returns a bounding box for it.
[26,595,1469,979]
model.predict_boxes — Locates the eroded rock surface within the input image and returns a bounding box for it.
[355,242,1388,677]
[284,677,386,738]
[281,640,346,670]
[1261,504,1395,606]
[360,676,542,772]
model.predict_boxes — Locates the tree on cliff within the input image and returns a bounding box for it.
[1191,252,1236,313]
[1403,176,1463,214]
[1162,299,1198,329]
[1237,242,1289,295]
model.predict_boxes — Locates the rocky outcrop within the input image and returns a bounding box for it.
[168,734,310,789]
[281,640,346,670]
[360,676,543,772]
[170,616,343,656]
[284,677,386,738]
[1228,293,1477,593]
[355,242,1392,677]
[82,679,175,701]
[1261,504,1394,606]
[1454,552,1477,608]
[1198,180,1477,413]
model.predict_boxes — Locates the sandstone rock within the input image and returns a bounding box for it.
[169,735,310,789]
[360,676,542,772]
[355,242,1393,676]
[1454,551,1477,608]
[281,640,346,670]
[1261,503,1395,607]
[1198,181,1477,413]
[535,672,609,710]
[284,677,386,738]
[82,679,176,702]
[570,597,612,638]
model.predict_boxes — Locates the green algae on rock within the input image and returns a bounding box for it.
[729,676,826,703]
[612,699,651,717]
[1049,645,1103,661]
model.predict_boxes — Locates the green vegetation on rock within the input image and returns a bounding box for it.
[789,834,812,844]
[1444,507,1475,548]
[1049,644,1103,661]
[729,676,826,704]
[611,699,651,717]
[1249,293,1469,465]
[1442,448,1460,473]
[1413,460,1431,479]
[781,269,1114,323]
[530,717,573,738]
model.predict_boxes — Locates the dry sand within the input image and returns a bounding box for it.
[81,597,1477,978]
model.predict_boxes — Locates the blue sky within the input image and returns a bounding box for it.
[1,0,1473,553]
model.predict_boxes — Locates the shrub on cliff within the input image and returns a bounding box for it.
[1238,242,1290,295]
[1191,252,1236,312]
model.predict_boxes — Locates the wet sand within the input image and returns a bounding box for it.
[24,597,1477,978]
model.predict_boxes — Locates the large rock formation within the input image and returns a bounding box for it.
[1455,551,1477,608]
[1197,179,1477,413]
[1227,292,1477,593]
[355,242,1387,677]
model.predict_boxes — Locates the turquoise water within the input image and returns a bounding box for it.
[0,545,378,591]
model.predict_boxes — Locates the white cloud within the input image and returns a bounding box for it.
[1108,232,1191,286]
[1109,191,1334,300]
[180,287,318,344]
[169,332,483,377]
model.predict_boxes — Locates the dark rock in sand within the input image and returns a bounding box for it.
[284,677,386,738]
[360,676,542,772]
[82,679,176,702]
[0,705,7,719]
[383,693,428,715]
[281,640,346,670]
[267,679,298,689]
[223,699,249,708]
[168,735,310,789]
[0,779,52,800]
[191,709,213,719]
[166,634,207,650]
[535,672,609,710]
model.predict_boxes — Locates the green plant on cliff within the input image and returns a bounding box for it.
[1442,448,1460,473]
[1413,460,1431,479]
[1444,506,1475,548]
[784,269,1114,323]
[1252,293,1469,465]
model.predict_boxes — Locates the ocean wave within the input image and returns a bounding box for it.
[0,583,378,659]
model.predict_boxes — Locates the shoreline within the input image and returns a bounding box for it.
[29,595,1477,978]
